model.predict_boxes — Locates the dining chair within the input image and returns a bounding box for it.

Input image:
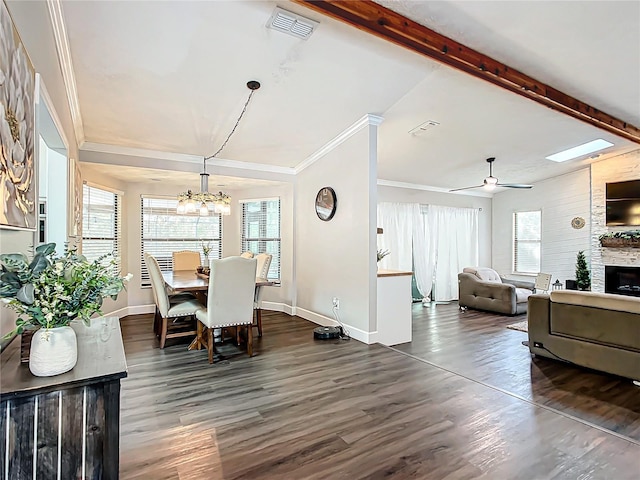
[253,253,272,337]
[145,253,203,348]
[240,251,254,259]
[195,256,257,363]
[144,253,196,335]
[172,250,201,271]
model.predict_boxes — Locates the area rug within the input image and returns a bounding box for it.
[506,320,528,332]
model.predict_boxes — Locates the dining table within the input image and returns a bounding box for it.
[161,270,274,350]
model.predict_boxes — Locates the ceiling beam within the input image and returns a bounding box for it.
[291,0,640,144]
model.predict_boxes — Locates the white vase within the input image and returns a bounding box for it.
[29,326,78,377]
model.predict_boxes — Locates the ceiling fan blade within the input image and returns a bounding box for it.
[449,185,484,192]
[498,183,533,189]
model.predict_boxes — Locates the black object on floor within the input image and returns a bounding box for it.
[314,326,341,340]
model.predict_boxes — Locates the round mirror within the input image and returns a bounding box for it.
[315,187,337,221]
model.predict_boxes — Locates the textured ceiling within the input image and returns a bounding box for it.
[60,0,640,189]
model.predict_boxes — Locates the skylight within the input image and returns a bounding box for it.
[545,139,613,162]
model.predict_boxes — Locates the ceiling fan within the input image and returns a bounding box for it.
[449,157,533,192]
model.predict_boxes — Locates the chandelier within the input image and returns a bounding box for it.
[177,80,261,216]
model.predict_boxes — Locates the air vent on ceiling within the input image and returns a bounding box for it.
[409,120,440,135]
[267,7,318,40]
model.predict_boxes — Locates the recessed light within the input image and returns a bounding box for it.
[545,139,613,162]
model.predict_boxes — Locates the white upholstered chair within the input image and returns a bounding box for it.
[255,253,272,279]
[144,253,203,348]
[240,251,254,259]
[252,253,272,337]
[172,250,201,271]
[195,256,257,363]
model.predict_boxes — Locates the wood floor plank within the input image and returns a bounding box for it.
[118,309,640,479]
[396,303,640,441]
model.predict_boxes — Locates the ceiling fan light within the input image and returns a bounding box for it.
[177,200,186,214]
[484,176,498,190]
[185,199,196,213]
[199,202,209,216]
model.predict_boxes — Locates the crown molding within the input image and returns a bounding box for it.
[80,142,296,175]
[295,114,384,173]
[46,0,84,147]
[377,179,493,198]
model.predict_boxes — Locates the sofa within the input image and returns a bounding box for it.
[458,267,535,315]
[528,290,640,380]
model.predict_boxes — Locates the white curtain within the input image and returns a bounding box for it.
[427,205,479,301]
[376,202,417,271]
[376,202,478,302]
[412,208,434,299]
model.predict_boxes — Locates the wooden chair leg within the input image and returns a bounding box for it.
[207,327,214,364]
[160,317,168,349]
[247,324,253,357]
[256,308,263,337]
[236,326,241,346]
[188,320,204,351]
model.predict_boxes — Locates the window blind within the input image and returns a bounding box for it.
[82,183,121,271]
[140,196,222,287]
[241,198,281,280]
[513,210,541,274]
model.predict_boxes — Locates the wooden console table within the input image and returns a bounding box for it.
[0,317,127,479]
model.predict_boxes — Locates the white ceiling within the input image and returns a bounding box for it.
[61,0,640,191]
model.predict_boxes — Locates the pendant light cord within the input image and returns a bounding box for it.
[204,87,258,161]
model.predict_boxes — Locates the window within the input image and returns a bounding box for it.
[141,196,222,287]
[241,198,281,280]
[513,210,541,274]
[82,183,121,270]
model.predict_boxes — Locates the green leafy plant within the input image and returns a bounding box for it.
[377,249,390,262]
[575,250,591,291]
[598,230,640,241]
[201,242,212,260]
[0,243,131,336]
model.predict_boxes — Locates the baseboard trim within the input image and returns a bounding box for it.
[261,302,296,316]
[294,307,373,344]
[102,304,155,319]
[113,303,374,344]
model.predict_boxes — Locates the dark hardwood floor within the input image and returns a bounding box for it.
[119,307,640,479]
[396,303,640,442]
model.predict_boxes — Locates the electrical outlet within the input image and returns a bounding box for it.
[332,297,340,309]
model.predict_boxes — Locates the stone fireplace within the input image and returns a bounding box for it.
[605,265,640,297]
[590,151,640,293]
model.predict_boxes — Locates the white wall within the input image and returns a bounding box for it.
[1,2,79,336]
[492,168,591,285]
[44,148,68,254]
[377,186,493,266]
[295,125,378,339]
